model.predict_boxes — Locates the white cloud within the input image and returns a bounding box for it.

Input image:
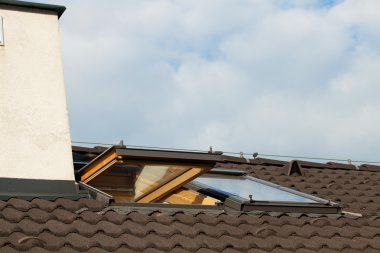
[43,0,380,162]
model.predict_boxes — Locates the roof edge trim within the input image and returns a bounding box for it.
[72,145,380,172]
[0,0,66,18]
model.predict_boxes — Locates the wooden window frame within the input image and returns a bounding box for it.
[74,146,341,213]
[76,146,214,204]
[160,188,219,205]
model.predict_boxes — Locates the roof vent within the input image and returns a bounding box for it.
[287,160,305,176]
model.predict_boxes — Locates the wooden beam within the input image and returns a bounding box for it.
[78,146,213,204]
[136,167,208,203]
[161,188,218,205]
[80,147,119,183]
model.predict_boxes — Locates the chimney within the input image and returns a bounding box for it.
[0,1,84,199]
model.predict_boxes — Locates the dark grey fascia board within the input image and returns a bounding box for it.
[0,177,90,200]
[241,202,342,214]
[115,147,224,164]
[205,168,246,176]
[72,145,266,166]
[0,0,65,18]
[75,145,224,176]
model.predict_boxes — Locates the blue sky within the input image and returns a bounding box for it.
[42,0,380,163]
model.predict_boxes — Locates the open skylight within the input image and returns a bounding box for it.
[76,146,217,204]
[75,145,340,213]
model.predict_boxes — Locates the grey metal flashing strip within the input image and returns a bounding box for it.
[72,146,380,172]
[208,168,247,176]
[105,205,225,216]
[0,0,65,18]
[221,155,248,164]
[224,196,341,214]
[77,181,113,204]
[115,147,223,164]
[0,178,90,200]
[72,145,107,154]
[241,203,341,214]
[110,201,223,210]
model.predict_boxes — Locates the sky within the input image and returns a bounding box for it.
[42,0,380,163]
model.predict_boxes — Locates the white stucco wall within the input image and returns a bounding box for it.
[0,6,74,180]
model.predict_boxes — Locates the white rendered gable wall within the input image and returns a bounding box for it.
[0,6,74,181]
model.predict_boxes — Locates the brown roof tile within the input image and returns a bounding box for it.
[25,208,52,224]
[2,155,380,252]
[0,205,379,252]
[229,160,380,218]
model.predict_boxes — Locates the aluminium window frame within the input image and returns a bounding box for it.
[186,172,341,214]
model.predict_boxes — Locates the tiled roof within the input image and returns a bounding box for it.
[219,159,380,217]
[1,156,380,252]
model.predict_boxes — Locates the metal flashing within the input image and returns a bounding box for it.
[0,0,66,18]
[208,168,246,176]
[72,145,107,154]
[110,201,223,210]
[221,155,247,164]
[115,147,223,164]
[240,201,341,214]
[77,181,113,204]
[0,16,3,45]
[187,174,341,214]
[0,178,90,200]
[76,145,222,178]
[222,195,341,214]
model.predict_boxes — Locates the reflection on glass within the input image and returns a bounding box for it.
[194,175,318,203]
[134,165,188,199]
[89,164,189,202]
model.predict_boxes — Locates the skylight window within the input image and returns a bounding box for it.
[75,145,340,213]
[193,174,319,203]
[76,146,216,204]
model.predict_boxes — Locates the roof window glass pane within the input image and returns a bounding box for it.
[134,165,188,199]
[76,146,213,203]
[193,174,318,203]
[90,164,190,202]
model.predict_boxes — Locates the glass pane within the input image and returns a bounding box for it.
[193,175,318,203]
[89,164,190,201]
[134,165,188,199]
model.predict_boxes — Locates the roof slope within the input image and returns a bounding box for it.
[224,159,380,217]
[1,154,380,252]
